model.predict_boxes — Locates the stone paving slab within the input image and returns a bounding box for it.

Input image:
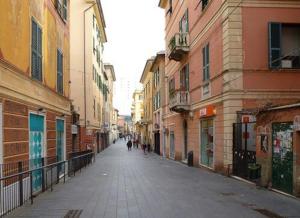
[7,140,300,218]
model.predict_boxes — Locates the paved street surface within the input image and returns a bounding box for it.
[9,140,300,218]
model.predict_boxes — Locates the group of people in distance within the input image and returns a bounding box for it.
[126,137,151,154]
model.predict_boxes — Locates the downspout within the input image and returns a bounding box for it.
[83,3,96,128]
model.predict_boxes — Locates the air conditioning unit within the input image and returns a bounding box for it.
[281,60,292,68]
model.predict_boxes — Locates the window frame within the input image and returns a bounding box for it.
[202,43,210,82]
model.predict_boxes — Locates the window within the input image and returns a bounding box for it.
[57,50,63,94]
[93,15,96,29]
[202,44,210,81]
[93,98,96,118]
[93,38,95,55]
[269,23,300,69]
[31,19,42,81]
[62,0,67,20]
[180,64,189,91]
[169,78,175,97]
[167,0,172,15]
[202,0,209,11]
[56,0,67,21]
[179,10,189,33]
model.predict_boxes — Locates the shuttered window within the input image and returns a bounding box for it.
[180,64,189,91]
[269,22,282,69]
[57,50,63,94]
[63,0,67,20]
[203,44,210,81]
[31,19,42,81]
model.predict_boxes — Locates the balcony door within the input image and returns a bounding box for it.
[179,10,189,33]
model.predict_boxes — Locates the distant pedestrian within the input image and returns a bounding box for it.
[147,144,151,153]
[142,144,146,154]
[136,139,139,149]
[127,140,132,151]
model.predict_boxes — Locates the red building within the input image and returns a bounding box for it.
[159,0,300,195]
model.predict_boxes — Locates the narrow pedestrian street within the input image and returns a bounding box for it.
[9,141,300,218]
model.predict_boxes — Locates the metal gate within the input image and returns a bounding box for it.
[272,122,293,194]
[232,122,256,179]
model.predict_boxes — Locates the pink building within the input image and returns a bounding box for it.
[159,0,300,195]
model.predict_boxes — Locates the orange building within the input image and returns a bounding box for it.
[159,0,300,195]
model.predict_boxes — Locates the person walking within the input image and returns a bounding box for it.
[142,143,146,154]
[127,139,133,151]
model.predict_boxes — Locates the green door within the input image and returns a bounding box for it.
[56,119,64,175]
[29,114,44,193]
[272,122,293,194]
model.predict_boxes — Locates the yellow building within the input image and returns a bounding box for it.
[139,58,154,146]
[70,0,107,152]
[0,0,71,164]
[131,89,144,142]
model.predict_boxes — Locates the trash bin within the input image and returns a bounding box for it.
[248,163,261,180]
[187,151,193,167]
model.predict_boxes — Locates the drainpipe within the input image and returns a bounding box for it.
[83,2,97,128]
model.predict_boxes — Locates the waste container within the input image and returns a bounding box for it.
[187,151,193,167]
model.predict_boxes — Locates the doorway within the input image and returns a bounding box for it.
[29,113,45,193]
[154,132,160,155]
[56,119,65,175]
[183,120,188,160]
[200,119,214,168]
[170,131,175,159]
[272,122,293,194]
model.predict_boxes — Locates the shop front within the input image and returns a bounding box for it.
[256,103,300,197]
[198,106,216,169]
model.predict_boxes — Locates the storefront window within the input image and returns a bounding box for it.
[201,119,214,167]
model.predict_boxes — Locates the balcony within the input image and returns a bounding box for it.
[168,33,190,61]
[169,90,190,113]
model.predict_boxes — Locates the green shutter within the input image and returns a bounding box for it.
[206,44,210,80]
[186,64,189,91]
[32,19,42,81]
[57,50,63,94]
[202,46,206,81]
[186,9,189,32]
[269,22,282,69]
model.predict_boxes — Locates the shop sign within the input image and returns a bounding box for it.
[71,125,78,134]
[242,115,256,123]
[294,115,300,131]
[199,105,215,118]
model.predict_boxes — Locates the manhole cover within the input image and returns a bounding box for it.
[64,210,83,218]
[254,209,283,218]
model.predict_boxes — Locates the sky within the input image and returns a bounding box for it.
[101,0,165,115]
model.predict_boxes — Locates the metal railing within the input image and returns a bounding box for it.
[0,152,95,217]
[168,32,190,54]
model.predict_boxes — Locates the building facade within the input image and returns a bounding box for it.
[151,52,166,155]
[159,0,300,195]
[104,64,116,146]
[0,0,71,167]
[70,0,107,152]
[131,89,144,143]
[140,58,154,146]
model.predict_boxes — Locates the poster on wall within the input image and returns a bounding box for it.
[273,130,293,158]
[260,135,268,153]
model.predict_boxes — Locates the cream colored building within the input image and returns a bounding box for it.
[131,89,144,141]
[104,64,116,145]
[70,0,107,151]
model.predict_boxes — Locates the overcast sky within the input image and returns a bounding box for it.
[102,0,165,115]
